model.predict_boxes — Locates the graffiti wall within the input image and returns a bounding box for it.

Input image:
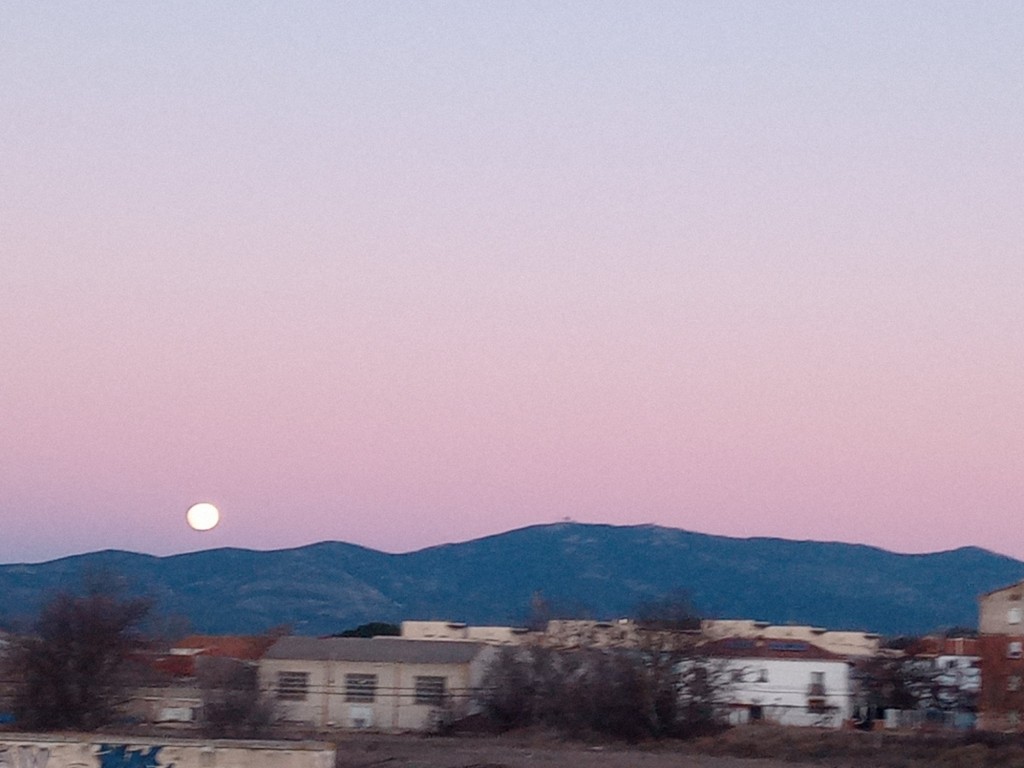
[0,735,334,768]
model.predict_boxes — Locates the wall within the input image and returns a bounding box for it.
[260,655,491,732]
[701,620,880,658]
[0,735,334,768]
[715,657,853,728]
[126,682,203,725]
[980,583,1024,635]
[400,622,528,645]
[399,622,468,641]
[977,634,1024,731]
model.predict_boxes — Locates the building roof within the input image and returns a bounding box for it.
[702,637,847,661]
[981,579,1024,598]
[172,635,278,660]
[264,636,488,664]
[914,636,980,658]
[142,635,279,678]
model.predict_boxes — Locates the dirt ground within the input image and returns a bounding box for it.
[332,727,1024,768]
[332,732,799,768]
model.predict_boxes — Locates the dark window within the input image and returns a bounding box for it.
[414,676,446,705]
[723,639,755,650]
[345,673,377,702]
[276,671,310,701]
[768,641,809,652]
[807,698,829,714]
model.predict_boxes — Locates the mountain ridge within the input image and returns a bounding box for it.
[1,523,1020,637]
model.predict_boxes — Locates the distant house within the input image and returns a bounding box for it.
[977,580,1024,730]
[701,620,881,658]
[400,621,532,645]
[260,637,495,732]
[690,637,855,728]
[401,618,701,650]
[978,633,1024,731]
[917,636,980,712]
[980,580,1024,635]
[129,635,279,726]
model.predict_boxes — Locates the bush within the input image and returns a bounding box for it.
[479,645,727,741]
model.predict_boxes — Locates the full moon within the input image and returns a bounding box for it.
[186,502,220,531]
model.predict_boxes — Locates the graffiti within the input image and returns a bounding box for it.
[0,746,50,768]
[96,746,172,768]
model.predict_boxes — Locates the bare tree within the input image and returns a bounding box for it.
[198,656,275,738]
[7,576,152,730]
[480,642,728,740]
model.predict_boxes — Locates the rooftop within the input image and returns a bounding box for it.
[264,636,488,664]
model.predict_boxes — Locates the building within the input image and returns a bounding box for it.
[260,636,495,732]
[400,621,532,645]
[401,619,702,650]
[690,637,855,728]
[977,634,1024,730]
[128,635,279,727]
[977,579,1024,730]
[701,620,881,658]
[980,580,1024,635]
[920,636,980,712]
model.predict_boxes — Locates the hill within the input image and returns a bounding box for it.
[1,523,1020,636]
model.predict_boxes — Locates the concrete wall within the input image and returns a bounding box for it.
[0,735,333,768]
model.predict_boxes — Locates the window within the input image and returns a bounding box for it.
[757,668,768,683]
[809,671,825,695]
[414,676,446,705]
[768,641,809,652]
[345,673,377,703]
[807,699,828,714]
[1008,642,1022,660]
[1009,675,1021,692]
[1009,608,1022,625]
[276,671,310,701]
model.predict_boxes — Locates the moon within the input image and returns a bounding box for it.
[186,502,220,531]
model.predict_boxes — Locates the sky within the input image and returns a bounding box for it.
[2,2,1023,564]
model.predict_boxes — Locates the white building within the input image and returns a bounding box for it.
[400,621,532,645]
[694,637,855,728]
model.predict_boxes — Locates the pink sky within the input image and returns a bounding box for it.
[2,2,1023,563]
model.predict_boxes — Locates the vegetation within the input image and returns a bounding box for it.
[0,574,279,735]
[197,657,276,738]
[331,621,400,638]
[480,616,728,742]
[3,577,152,730]
[481,644,732,740]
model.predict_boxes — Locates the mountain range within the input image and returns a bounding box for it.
[1,523,1021,637]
